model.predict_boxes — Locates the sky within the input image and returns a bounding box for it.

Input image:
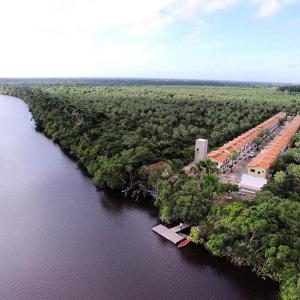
[0,0,299,82]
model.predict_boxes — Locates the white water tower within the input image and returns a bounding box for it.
[194,138,208,162]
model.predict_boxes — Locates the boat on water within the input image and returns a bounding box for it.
[178,239,191,248]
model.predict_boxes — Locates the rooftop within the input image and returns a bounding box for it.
[148,161,169,170]
[240,174,267,191]
[208,112,286,164]
[248,115,300,170]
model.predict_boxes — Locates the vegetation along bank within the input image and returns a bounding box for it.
[1,83,299,299]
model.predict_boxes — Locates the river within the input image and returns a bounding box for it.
[0,95,278,300]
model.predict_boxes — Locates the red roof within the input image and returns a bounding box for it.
[208,112,286,164]
[248,115,300,170]
[149,161,169,170]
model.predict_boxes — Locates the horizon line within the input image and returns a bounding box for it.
[0,76,297,85]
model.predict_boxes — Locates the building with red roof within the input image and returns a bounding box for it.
[247,115,300,178]
[207,112,286,173]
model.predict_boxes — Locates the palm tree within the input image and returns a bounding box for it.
[229,150,238,171]
[201,174,221,200]
[192,159,219,178]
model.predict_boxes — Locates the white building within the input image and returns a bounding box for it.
[194,138,208,163]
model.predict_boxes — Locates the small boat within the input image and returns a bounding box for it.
[178,239,191,248]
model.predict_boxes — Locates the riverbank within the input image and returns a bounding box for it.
[0,94,279,299]
[2,84,300,298]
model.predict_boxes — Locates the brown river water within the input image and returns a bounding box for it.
[0,95,278,300]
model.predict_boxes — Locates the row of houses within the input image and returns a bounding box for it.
[205,112,286,173]
[247,115,300,179]
[149,112,299,196]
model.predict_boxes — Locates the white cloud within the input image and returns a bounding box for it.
[0,28,165,77]
[163,0,238,22]
[250,0,297,17]
[201,0,239,12]
[0,0,297,39]
[0,0,297,77]
[0,0,242,37]
[0,0,293,41]
[0,0,242,77]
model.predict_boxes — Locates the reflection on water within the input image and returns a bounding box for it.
[0,95,278,300]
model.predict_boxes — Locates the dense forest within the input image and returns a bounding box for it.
[1,84,300,193]
[278,85,300,93]
[1,83,300,299]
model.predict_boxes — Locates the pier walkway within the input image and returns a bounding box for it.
[170,223,191,233]
[152,223,191,244]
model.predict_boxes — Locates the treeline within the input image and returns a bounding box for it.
[0,78,276,87]
[278,85,300,93]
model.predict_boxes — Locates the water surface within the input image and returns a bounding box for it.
[0,95,278,299]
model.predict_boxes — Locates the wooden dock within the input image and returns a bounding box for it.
[170,223,191,233]
[152,223,191,244]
